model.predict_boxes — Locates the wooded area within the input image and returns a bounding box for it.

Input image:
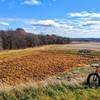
[0,28,71,50]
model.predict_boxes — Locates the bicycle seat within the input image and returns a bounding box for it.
[90,63,100,68]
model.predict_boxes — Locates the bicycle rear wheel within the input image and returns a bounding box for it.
[87,73,100,88]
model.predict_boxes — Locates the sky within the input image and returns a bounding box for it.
[0,0,100,38]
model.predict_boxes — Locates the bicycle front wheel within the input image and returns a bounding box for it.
[87,73,100,88]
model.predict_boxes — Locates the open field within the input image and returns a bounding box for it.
[0,42,100,99]
[46,42,100,51]
[0,43,99,87]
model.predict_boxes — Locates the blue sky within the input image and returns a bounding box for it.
[0,0,100,38]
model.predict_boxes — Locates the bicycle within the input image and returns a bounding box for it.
[87,63,100,88]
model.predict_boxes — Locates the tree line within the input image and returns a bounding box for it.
[0,28,71,50]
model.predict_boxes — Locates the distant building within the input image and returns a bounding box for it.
[0,37,3,50]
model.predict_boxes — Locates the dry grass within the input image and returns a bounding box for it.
[46,42,100,51]
[0,43,100,90]
[0,43,100,99]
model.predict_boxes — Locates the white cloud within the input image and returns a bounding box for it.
[0,22,9,26]
[30,19,73,28]
[81,20,100,26]
[1,11,100,38]
[69,11,100,18]
[62,11,100,37]
[31,20,58,27]
[67,11,100,29]
[23,0,40,5]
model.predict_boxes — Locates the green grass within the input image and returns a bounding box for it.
[0,83,100,100]
[91,51,100,56]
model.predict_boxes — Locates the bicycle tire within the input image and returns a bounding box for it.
[87,73,100,88]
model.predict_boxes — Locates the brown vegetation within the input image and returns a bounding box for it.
[0,49,94,86]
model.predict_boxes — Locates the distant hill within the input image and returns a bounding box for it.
[71,38,100,42]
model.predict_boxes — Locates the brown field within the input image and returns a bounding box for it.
[0,42,100,89]
[46,42,100,51]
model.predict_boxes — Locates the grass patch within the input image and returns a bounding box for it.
[0,83,100,100]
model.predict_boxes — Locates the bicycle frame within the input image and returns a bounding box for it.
[95,68,100,73]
